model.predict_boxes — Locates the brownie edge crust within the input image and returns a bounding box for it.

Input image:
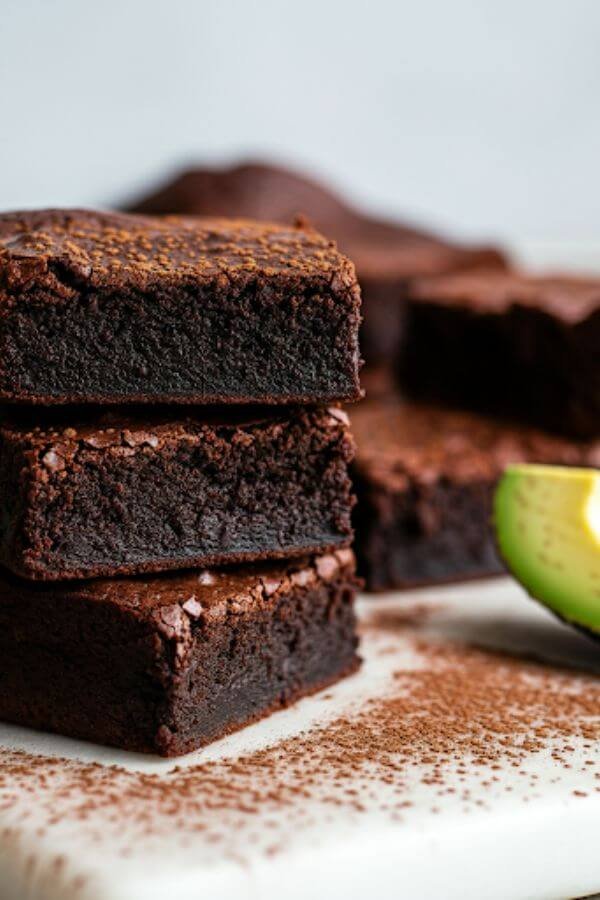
[0,551,360,756]
[0,209,362,406]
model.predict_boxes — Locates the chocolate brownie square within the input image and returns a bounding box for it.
[0,551,360,756]
[126,161,507,365]
[399,270,600,438]
[0,406,354,581]
[0,209,361,405]
[351,397,600,591]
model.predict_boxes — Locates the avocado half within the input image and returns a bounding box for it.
[494,464,600,635]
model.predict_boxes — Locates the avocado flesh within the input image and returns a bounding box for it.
[494,464,600,634]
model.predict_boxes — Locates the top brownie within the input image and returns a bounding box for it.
[127,162,507,364]
[400,269,600,438]
[0,209,362,405]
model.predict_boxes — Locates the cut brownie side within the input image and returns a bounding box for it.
[399,270,600,439]
[0,209,361,405]
[0,551,360,756]
[0,406,355,581]
[125,161,507,365]
[350,398,600,591]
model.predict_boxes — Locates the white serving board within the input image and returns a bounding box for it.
[2,578,600,900]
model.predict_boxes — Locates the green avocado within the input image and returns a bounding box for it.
[494,464,600,634]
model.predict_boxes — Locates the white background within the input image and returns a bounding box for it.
[2,0,600,244]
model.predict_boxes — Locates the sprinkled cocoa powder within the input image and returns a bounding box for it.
[359,602,441,633]
[1,619,599,872]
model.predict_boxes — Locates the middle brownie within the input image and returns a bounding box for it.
[0,406,354,581]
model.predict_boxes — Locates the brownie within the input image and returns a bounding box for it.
[350,397,600,591]
[0,405,354,581]
[399,270,600,438]
[126,161,507,364]
[0,208,361,405]
[0,550,360,755]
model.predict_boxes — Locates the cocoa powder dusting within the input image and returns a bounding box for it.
[1,619,600,866]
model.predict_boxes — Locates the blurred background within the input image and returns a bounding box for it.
[2,0,600,255]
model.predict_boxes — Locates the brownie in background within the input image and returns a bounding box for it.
[0,209,361,406]
[127,161,507,365]
[399,270,600,439]
[351,397,600,591]
[0,551,359,756]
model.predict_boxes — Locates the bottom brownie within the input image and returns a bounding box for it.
[351,398,600,591]
[0,551,359,756]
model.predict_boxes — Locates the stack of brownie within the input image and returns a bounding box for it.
[0,208,362,755]
[129,162,600,593]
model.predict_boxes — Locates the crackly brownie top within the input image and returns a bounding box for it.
[408,269,600,324]
[0,550,356,632]
[351,398,600,490]
[0,208,358,294]
[127,162,507,282]
[0,405,351,467]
